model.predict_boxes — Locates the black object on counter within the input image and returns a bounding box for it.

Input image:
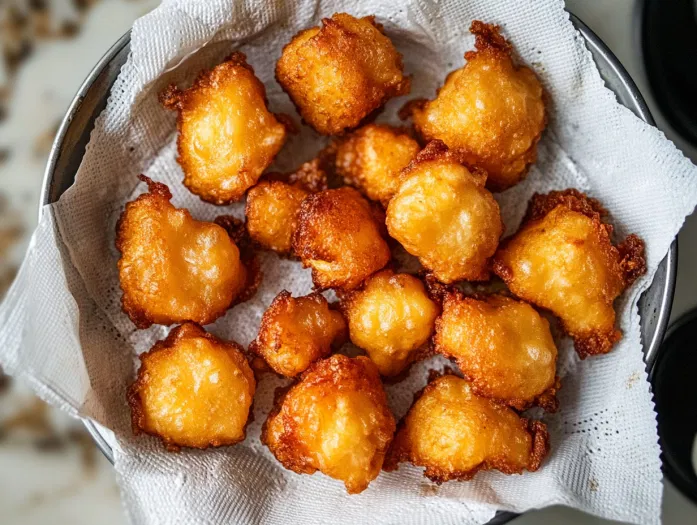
[650,307,697,504]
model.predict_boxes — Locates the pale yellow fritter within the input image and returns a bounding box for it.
[292,186,391,290]
[276,13,410,135]
[249,291,347,377]
[161,52,288,204]
[262,355,396,494]
[408,21,546,192]
[434,293,559,411]
[493,189,646,358]
[335,124,420,205]
[341,270,438,377]
[384,375,549,483]
[116,176,247,329]
[386,140,503,283]
[128,323,255,451]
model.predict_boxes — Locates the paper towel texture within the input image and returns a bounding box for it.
[2,0,697,523]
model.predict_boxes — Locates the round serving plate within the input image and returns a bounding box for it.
[40,13,677,523]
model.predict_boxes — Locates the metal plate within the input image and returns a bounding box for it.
[40,13,677,521]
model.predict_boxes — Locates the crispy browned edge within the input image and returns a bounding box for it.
[160,52,292,205]
[492,189,647,358]
[275,13,411,136]
[213,214,262,304]
[127,322,254,452]
[260,354,396,487]
[248,290,348,377]
[383,373,550,483]
[432,289,560,412]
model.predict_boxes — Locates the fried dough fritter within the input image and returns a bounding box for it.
[292,186,391,290]
[386,140,503,283]
[262,354,396,494]
[384,375,549,483]
[116,176,247,329]
[161,52,288,204]
[341,270,439,377]
[407,21,546,192]
[128,323,255,451]
[334,124,420,206]
[249,291,347,377]
[492,189,646,358]
[276,13,410,135]
[434,292,559,411]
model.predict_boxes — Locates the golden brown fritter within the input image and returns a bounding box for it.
[276,13,410,135]
[384,375,549,483]
[334,124,420,206]
[407,21,546,192]
[292,186,391,290]
[434,292,559,411]
[386,141,503,283]
[128,323,255,451]
[116,176,247,329]
[262,354,396,494]
[341,270,438,377]
[249,291,347,377]
[493,189,646,358]
[161,52,288,204]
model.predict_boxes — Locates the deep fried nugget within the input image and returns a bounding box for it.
[161,52,287,204]
[249,291,347,377]
[276,13,410,135]
[116,176,247,328]
[341,270,438,377]
[384,375,549,482]
[262,355,396,494]
[492,189,646,358]
[386,141,503,283]
[434,292,559,411]
[408,21,546,191]
[292,187,391,290]
[128,323,255,451]
[335,124,420,206]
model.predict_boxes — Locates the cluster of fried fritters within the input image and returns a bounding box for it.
[118,13,646,494]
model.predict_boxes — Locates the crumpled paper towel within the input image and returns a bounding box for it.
[2,0,697,523]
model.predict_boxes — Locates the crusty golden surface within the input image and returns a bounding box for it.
[116,176,246,328]
[408,21,546,191]
[276,13,410,135]
[386,141,503,283]
[384,375,549,482]
[292,186,391,290]
[493,189,646,358]
[335,124,420,205]
[262,355,396,494]
[434,293,558,411]
[161,52,287,204]
[249,291,347,377]
[341,270,438,377]
[128,323,255,451]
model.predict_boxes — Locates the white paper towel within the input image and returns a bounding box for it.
[2,0,697,523]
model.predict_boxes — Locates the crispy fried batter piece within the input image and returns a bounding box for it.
[384,375,549,482]
[341,270,438,377]
[334,124,420,206]
[276,13,410,135]
[128,323,255,451]
[262,355,396,494]
[249,291,347,377]
[434,292,559,411]
[386,141,503,283]
[161,52,288,204]
[116,176,247,328]
[292,186,391,290]
[407,21,546,191]
[493,189,646,358]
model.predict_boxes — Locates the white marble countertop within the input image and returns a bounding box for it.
[0,1,695,523]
